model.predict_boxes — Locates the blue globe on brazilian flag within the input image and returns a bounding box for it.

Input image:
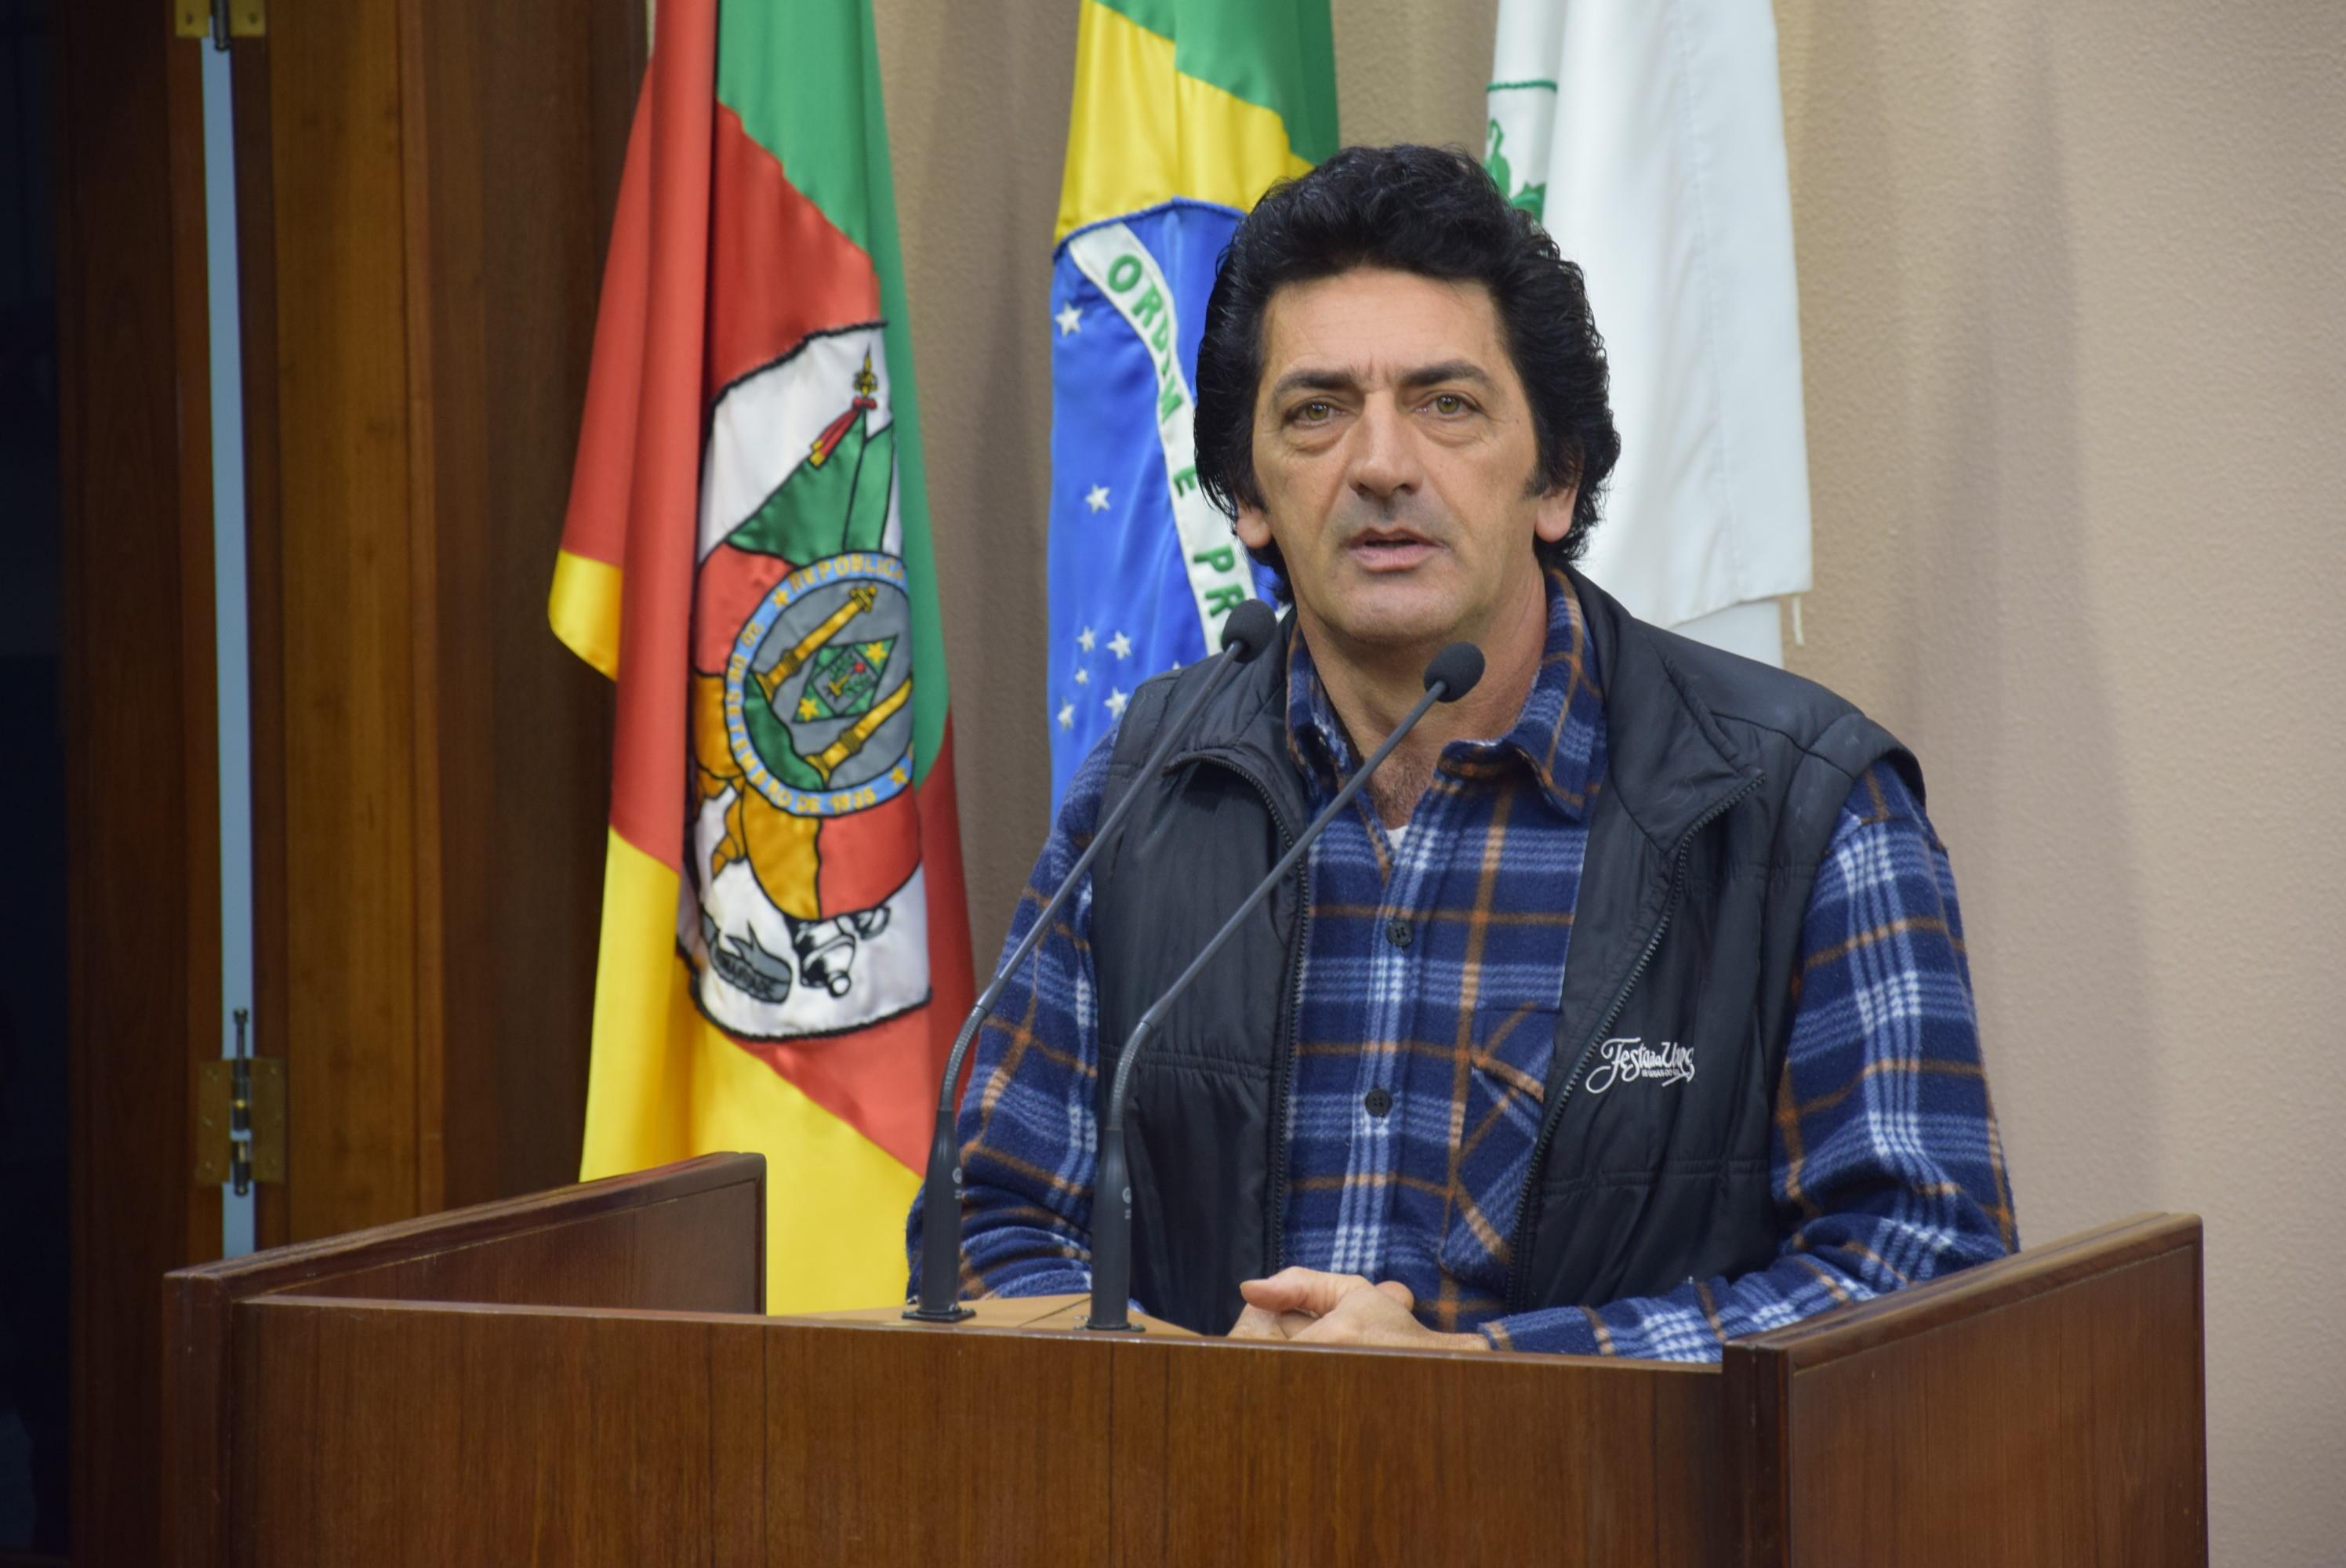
[1047,0,1338,808]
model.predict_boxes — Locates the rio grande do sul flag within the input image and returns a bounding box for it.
[550,0,972,1313]
[1045,0,1335,809]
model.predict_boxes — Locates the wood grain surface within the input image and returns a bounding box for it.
[168,1161,2206,1567]
[164,1155,764,1568]
[266,0,427,1243]
[398,0,637,1213]
[65,9,640,1553]
[55,3,223,1560]
[239,0,637,1242]
[235,1302,759,1567]
[1728,1213,2206,1566]
[804,1291,1194,1332]
[220,1298,1725,1568]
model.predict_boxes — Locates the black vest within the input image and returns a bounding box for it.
[1088,571,1918,1337]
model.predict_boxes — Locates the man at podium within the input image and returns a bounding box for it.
[909,145,2016,1356]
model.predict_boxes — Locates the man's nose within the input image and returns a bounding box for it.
[1348,397,1422,503]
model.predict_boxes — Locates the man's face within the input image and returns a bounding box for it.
[1233,267,1575,655]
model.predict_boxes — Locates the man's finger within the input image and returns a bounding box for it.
[1238,1267,1374,1317]
[1291,1286,1398,1346]
[1374,1279,1416,1311]
[1226,1305,1290,1341]
[1291,1284,1431,1349]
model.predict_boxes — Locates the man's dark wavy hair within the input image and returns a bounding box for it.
[1193,143,1622,585]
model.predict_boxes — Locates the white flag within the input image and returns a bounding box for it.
[1487,0,1811,665]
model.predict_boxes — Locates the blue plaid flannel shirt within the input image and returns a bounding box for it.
[910,572,2016,1358]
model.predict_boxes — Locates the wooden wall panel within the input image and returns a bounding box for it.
[54,0,656,1553]
[246,0,641,1238]
[161,10,228,1306]
[403,0,638,1210]
[55,3,223,1563]
[62,1,646,1549]
[267,0,424,1240]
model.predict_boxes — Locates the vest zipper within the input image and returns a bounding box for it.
[1500,772,1763,1314]
[1175,753,1308,1274]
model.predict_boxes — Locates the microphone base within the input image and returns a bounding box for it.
[1079,1317,1146,1334]
[900,1303,976,1323]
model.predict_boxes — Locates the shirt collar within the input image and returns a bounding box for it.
[1283,565,1607,821]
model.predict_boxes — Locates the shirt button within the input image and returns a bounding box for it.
[1364,1087,1394,1118]
[1384,918,1414,949]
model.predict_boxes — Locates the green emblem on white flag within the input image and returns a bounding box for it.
[1484,0,1814,664]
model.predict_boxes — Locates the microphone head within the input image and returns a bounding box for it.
[1218,599,1279,663]
[1423,642,1485,701]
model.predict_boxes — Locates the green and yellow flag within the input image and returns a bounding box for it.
[551,0,972,1312]
[1045,1,1337,805]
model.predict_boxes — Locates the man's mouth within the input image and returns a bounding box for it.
[1344,528,1439,572]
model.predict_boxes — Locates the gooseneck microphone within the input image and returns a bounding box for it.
[905,599,1280,1322]
[1084,641,1486,1331]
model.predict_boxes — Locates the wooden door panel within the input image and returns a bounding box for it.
[60,2,641,1557]
[403,0,637,1210]
[56,7,223,1563]
[266,0,426,1240]
[251,0,640,1242]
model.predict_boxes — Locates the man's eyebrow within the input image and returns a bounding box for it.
[1266,361,1497,401]
[1266,367,1361,401]
[1396,360,1494,390]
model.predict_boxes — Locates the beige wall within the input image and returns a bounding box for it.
[1775,5,2346,1562]
[873,2,1070,964]
[877,2,2346,1559]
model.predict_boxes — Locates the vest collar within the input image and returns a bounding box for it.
[1168,569,1761,855]
[1162,612,1312,836]
[1566,568,1763,855]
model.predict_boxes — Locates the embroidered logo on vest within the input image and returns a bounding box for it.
[1585,1037,1697,1094]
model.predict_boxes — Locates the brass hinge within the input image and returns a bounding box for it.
[195,1009,285,1191]
[173,0,265,45]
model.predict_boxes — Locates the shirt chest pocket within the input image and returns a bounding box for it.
[1430,1001,1560,1291]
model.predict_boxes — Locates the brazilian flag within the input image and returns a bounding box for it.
[1046,0,1338,808]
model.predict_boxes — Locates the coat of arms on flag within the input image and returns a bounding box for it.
[549,0,972,1314]
[688,332,933,1040]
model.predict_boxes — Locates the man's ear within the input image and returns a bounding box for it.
[1532,480,1581,549]
[1233,500,1275,552]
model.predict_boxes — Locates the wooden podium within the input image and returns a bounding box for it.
[163,1154,2206,1566]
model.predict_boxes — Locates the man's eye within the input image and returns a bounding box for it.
[1429,393,1469,416]
[1292,400,1334,423]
